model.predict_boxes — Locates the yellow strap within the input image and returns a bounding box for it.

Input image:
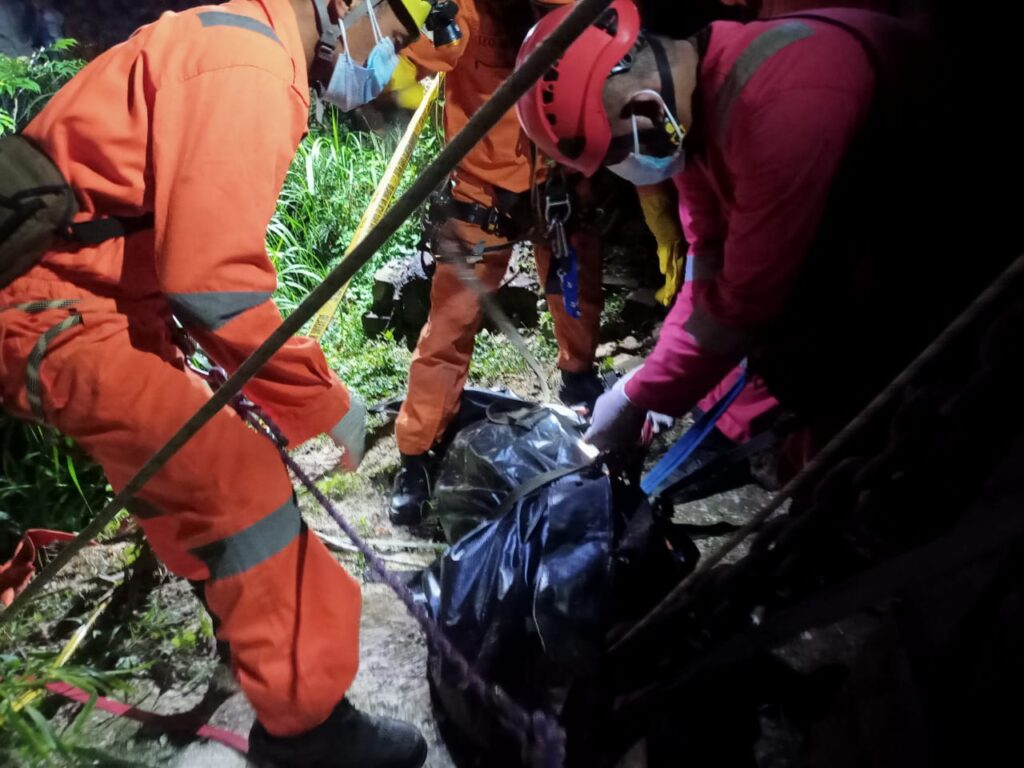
[307,75,442,343]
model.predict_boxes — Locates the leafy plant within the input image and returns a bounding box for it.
[270,108,442,404]
[0,39,84,137]
[0,653,143,767]
[0,418,111,556]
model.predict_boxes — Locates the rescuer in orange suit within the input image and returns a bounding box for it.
[386,0,606,526]
[0,1,443,765]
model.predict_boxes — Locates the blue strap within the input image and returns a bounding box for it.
[544,243,581,319]
[641,370,748,497]
[560,244,581,319]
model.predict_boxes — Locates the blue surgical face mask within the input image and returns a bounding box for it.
[607,90,687,186]
[323,1,399,112]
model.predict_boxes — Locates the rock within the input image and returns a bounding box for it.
[602,274,640,289]
[595,342,616,358]
[620,335,641,351]
[612,353,644,373]
[361,311,393,339]
[362,249,431,346]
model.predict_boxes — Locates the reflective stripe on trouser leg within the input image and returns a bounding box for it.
[190,495,303,581]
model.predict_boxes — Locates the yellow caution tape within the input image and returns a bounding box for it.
[6,595,112,718]
[308,75,442,343]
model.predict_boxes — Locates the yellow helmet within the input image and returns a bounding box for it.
[394,0,432,28]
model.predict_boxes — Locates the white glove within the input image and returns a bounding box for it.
[584,367,674,451]
[329,395,367,472]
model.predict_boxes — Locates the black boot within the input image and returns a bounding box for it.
[389,452,433,526]
[559,369,605,414]
[249,698,428,768]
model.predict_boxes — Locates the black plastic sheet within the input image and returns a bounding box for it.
[418,393,699,766]
[434,400,591,544]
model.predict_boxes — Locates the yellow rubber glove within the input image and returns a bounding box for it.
[383,56,426,111]
[637,184,686,306]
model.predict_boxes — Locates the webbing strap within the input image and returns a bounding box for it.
[0,299,80,313]
[67,214,154,246]
[437,197,521,239]
[641,371,748,497]
[660,424,782,503]
[496,461,596,517]
[1,301,83,421]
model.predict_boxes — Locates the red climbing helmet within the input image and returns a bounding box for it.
[515,0,642,177]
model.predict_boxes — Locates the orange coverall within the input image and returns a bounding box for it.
[394,0,603,456]
[0,0,360,737]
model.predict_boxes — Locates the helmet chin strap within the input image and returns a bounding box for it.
[310,0,343,94]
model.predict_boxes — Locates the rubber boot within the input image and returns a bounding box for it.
[559,369,605,415]
[249,698,428,768]
[389,452,433,526]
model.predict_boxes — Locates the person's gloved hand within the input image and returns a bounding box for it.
[641,410,675,444]
[383,56,425,111]
[329,394,367,472]
[637,184,686,306]
[584,370,647,452]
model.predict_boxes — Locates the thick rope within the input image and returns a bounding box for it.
[0,0,616,624]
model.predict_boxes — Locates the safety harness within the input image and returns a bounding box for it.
[423,167,588,319]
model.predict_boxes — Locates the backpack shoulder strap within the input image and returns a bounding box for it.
[67,214,155,245]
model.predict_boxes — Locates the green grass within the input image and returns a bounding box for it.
[0,419,111,556]
[269,108,442,404]
[470,311,559,389]
[0,653,145,767]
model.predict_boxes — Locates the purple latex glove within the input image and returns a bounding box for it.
[584,369,647,452]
